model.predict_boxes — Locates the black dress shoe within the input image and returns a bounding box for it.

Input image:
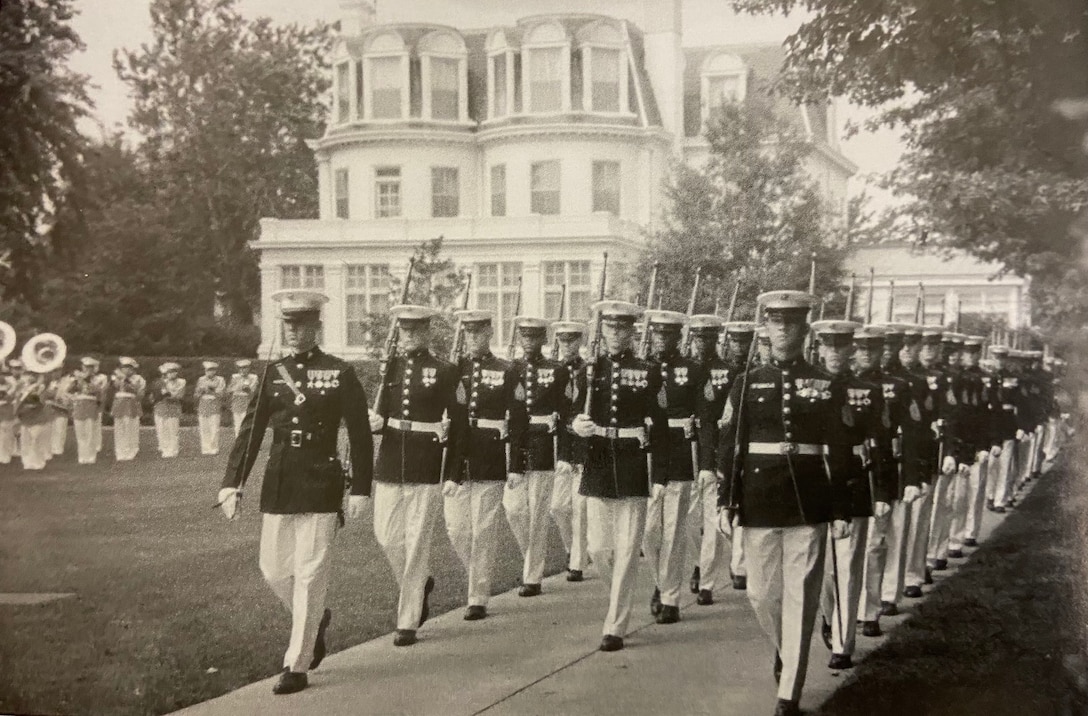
[993,505,1006,513]
[773,698,800,716]
[986,498,994,510]
[880,600,899,617]
[464,605,487,621]
[934,558,948,570]
[924,567,933,584]
[650,587,662,616]
[309,608,331,670]
[656,605,680,624]
[599,634,624,652]
[567,569,583,582]
[861,620,882,637]
[690,566,701,594]
[773,652,782,684]
[419,576,434,627]
[964,538,978,547]
[696,589,714,605]
[393,629,417,647]
[821,618,833,650]
[273,668,308,695]
[948,549,964,559]
[732,574,747,590]
[518,583,541,597]
[828,653,854,670]
[904,585,923,598]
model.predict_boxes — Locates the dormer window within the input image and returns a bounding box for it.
[701,52,747,125]
[419,30,468,122]
[335,61,351,123]
[522,20,570,114]
[363,31,408,120]
[486,30,518,120]
[577,22,628,114]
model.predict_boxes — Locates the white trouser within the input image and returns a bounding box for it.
[686,470,730,591]
[860,502,894,620]
[259,512,339,673]
[1031,424,1047,476]
[905,478,935,588]
[551,461,588,571]
[73,418,97,464]
[926,471,956,563]
[373,481,442,631]
[503,470,554,586]
[992,439,1017,507]
[232,410,246,437]
[155,415,180,457]
[745,524,827,703]
[879,499,911,606]
[951,452,988,548]
[51,415,67,455]
[92,413,102,454]
[19,424,51,470]
[643,480,692,607]
[444,481,504,607]
[587,496,646,638]
[1017,432,1034,485]
[198,413,221,455]
[0,419,15,463]
[113,416,141,461]
[1042,418,1060,471]
[821,518,868,656]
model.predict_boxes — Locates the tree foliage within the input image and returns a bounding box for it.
[0,0,91,303]
[642,93,847,320]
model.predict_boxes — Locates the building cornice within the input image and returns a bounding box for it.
[476,120,672,146]
[308,125,477,155]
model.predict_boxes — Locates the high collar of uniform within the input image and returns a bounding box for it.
[769,355,806,370]
[404,347,430,359]
[523,351,544,364]
[468,351,493,363]
[290,347,320,363]
[653,349,682,363]
[857,367,883,381]
[608,349,633,361]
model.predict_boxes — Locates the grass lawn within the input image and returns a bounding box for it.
[0,427,565,716]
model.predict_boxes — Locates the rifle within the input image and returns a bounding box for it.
[448,273,472,363]
[865,267,875,324]
[844,273,856,321]
[724,299,760,519]
[886,280,895,323]
[506,277,523,361]
[720,278,741,357]
[551,282,567,359]
[915,282,925,324]
[681,266,702,357]
[804,254,817,362]
[582,252,609,415]
[372,257,416,414]
[637,263,659,359]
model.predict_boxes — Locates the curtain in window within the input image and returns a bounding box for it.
[529,47,562,112]
[371,56,402,119]
[431,57,459,120]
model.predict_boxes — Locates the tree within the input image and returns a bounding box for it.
[732,0,1088,333]
[401,237,468,359]
[641,92,847,320]
[114,0,331,325]
[0,0,91,303]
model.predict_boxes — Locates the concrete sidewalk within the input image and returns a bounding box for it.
[173,492,1019,716]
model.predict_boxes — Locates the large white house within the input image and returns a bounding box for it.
[253,0,856,357]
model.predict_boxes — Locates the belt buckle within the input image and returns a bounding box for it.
[289,429,303,448]
[605,427,618,439]
[468,417,478,428]
[780,442,798,456]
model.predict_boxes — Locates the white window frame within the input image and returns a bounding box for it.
[431,166,460,218]
[522,21,571,115]
[345,264,390,347]
[333,60,353,124]
[700,53,747,128]
[362,31,409,121]
[530,160,561,216]
[486,30,517,121]
[374,166,401,219]
[490,164,506,217]
[576,22,629,116]
[280,265,325,290]
[419,30,468,123]
[475,262,523,347]
[542,260,592,321]
[591,160,621,215]
[334,168,350,219]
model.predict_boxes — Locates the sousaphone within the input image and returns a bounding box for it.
[0,321,14,363]
[22,333,67,374]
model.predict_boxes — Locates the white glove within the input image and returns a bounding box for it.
[651,483,665,500]
[347,495,369,520]
[1016,429,1026,440]
[874,501,891,517]
[958,463,971,479]
[507,472,524,489]
[716,508,734,538]
[991,445,1002,459]
[698,469,715,486]
[903,485,921,503]
[556,460,573,478]
[831,519,852,540]
[218,487,240,520]
[368,410,384,433]
[572,414,596,438]
[921,481,931,497]
[941,455,957,475]
[442,480,458,497]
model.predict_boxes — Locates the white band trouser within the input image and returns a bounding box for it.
[154,412,180,458]
[551,461,588,571]
[113,416,141,461]
[444,481,504,607]
[373,481,442,631]
[198,412,221,455]
[643,480,692,607]
[0,418,16,463]
[73,417,97,464]
[259,512,339,673]
[51,415,68,455]
[232,410,247,437]
[904,476,936,588]
[744,523,827,703]
[821,517,868,655]
[926,471,955,563]
[503,470,554,585]
[92,412,102,454]
[587,496,647,638]
[19,423,51,470]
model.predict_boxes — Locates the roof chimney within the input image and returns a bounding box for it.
[338,0,375,37]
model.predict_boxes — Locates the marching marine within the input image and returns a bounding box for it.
[152,363,186,458]
[195,361,227,455]
[552,320,590,583]
[228,359,258,437]
[71,357,107,464]
[219,288,372,696]
[948,336,996,555]
[110,357,146,461]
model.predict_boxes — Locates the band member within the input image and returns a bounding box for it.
[16,370,51,470]
[506,316,569,597]
[0,358,21,464]
[572,300,666,652]
[84,357,108,456]
[48,369,72,456]
[220,288,372,696]
[444,310,519,620]
[195,361,227,455]
[716,291,851,716]
[948,336,994,555]
[110,357,146,461]
[72,357,106,464]
[367,305,460,647]
[552,321,590,582]
[643,310,703,624]
[152,363,186,458]
[228,359,258,436]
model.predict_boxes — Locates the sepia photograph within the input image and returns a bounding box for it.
[1,0,1087,714]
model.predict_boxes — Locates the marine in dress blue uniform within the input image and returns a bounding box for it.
[219,289,373,695]
[552,320,590,582]
[949,336,996,555]
[927,332,971,572]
